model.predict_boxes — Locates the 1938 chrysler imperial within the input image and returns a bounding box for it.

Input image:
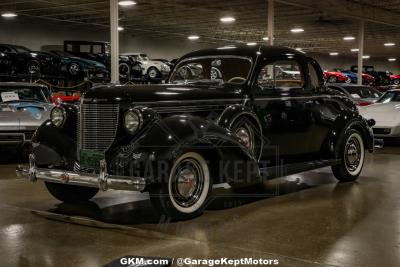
[17,46,375,219]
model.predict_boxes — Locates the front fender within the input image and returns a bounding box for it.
[107,115,260,186]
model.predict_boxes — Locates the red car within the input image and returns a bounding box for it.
[324,71,350,83]
[390,74,400,85]
[362,73,375,85]
[52,91,81,104]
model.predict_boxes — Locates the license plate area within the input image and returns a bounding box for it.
[79,149,104,169]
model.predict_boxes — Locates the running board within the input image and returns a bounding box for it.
[259,159,341,179]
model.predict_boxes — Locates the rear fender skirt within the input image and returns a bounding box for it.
[107,115,260,186]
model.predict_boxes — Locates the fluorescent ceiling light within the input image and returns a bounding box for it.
[1,12,17,18]
[118,26,124,31]
[262,37,269,41]
[247,42,257,46]
[350,48,359,52]
[188,35,199,40]
[217,45,236,50]
[343,36,355,41]
[220,16,236,23]
[118,1,136,6]
[329,52,339,56]
[290,27,304,33]
[362,55,370,59]
[384,42,395,47]
[388,58,397,62]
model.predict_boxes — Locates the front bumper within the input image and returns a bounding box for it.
[16,154,146,191]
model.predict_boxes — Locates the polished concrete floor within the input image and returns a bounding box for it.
[0,147,399,267]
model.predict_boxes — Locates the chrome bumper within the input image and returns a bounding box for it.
[16,154,146,191]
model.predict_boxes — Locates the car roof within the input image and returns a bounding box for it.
[0,82,48,88]
[178,45,306,61]
[327,83,369,88]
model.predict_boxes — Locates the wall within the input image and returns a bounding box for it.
[0,18,399,73]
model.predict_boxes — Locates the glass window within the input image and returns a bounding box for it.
[308,62,321,89]
[80,45,91,53]
[0,87,46,103]
[342,86,381,99]
[170,57,252,85]
[92,45,103,54]
[377,91,400,103]
[257,60,304,89]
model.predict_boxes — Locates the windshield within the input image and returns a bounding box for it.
[0,87,47,103]
[343,86,381,99]
[377,91,400,103]
[14,46,31,53]
[169,57,252,85]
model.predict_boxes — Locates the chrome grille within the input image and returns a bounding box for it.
[78,103,119,152]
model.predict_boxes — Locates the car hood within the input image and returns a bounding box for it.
[83,84,243,104]
[359,102,400,123]
[0,102,53,130]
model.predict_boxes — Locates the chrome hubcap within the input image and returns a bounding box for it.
[28,64,39,74]
[235,125,254,152]
[345,136,361,172]
[69,64,79,75]
[149,69,157,78]
[172,158,204,207]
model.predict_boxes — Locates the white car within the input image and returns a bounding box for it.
[120,53,171,80]
[359,89,400,137]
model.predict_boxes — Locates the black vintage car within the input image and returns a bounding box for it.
[17,46,375,220]
[0,44,60,76]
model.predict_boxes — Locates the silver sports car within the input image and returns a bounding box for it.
[0,82,53,145]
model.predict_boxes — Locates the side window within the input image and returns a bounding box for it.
[92,45,102,54]
[257,60,304,91]
[308,62,322,89]
[80,45,91,53]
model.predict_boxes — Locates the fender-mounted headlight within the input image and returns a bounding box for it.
[50,106,66,127]
[124,109,142,134]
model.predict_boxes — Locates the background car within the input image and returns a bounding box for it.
[359,89,400,138]
[0,44,59,76]
[324,70,350,83]
[121,53,171,80]
[350,65,390,85]
[390,74,400,85]
[0,82,52,146]
[327,83,382,106]
[341,70,375,85]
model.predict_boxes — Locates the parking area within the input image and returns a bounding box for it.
[0,146,399,267]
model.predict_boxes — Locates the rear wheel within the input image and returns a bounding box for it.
[231,117,262,160]
[147,67,160,80]
[119,62,131,79]
[150,152,212,220]
[393,79,400,85]
[332,129,365,182]
[68,62,81,76]
[45,182,99,203]
[328,76,337,83]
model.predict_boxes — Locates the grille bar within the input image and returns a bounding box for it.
[78,103,119,152]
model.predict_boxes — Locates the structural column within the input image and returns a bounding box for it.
[357,20,364,85]
[268,0,274,46]
[110,0,119,84]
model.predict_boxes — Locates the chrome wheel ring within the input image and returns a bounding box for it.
[344,133,365,175]
[148,68,158,79]
[168,152,210,214]
[28,62,40,74]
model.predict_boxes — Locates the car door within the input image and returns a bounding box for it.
[249,56,315,165]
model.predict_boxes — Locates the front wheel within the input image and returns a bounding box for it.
[393,79,400,85]
[328,76,338,83]
[27,60,41,75]
[45,182,99,203]
[149,152,212,220]
[332,129,365,182]
[68,62,81,76]
[147,67,160,80]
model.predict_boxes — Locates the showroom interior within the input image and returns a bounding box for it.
[0,0,400,266]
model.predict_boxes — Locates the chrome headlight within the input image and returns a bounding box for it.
[51,106,66,127]
[124,109,142,134]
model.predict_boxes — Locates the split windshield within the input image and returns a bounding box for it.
[169,57,252,85]
[378,91,400,103]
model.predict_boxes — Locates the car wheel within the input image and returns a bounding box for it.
[150,152,212,220]
[328,76,337,83]
[45,182,99,203]
[393,79,400,85]
[68,63,81,76]
[231,117,262,160]
[147,67,160,80]
[119,62,131,79]
[27,60,41,75]
[345,77,352,83]
[332,129,365,182]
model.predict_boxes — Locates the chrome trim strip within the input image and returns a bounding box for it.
[16,155,146,192]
